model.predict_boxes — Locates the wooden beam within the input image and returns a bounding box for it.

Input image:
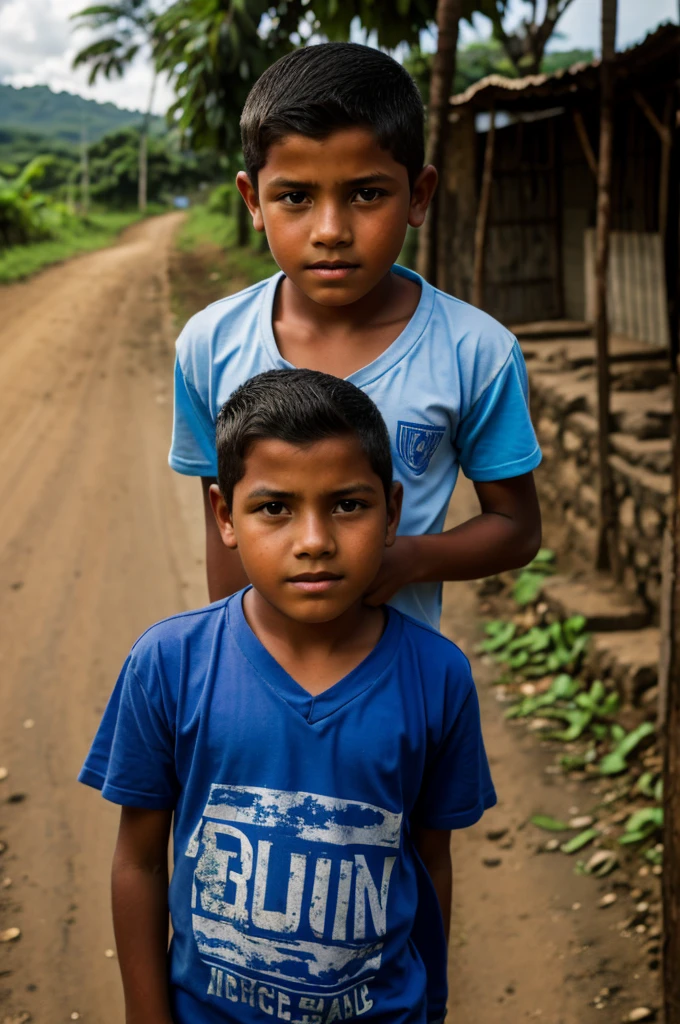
[633,88,672,147]
[659,91,674,239]
[572,110,598,178]
[472,107,496,310]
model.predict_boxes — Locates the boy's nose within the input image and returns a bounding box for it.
[310,201,352,248]
[292,514,336,559]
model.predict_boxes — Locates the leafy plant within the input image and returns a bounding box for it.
[598,723,656,776]
[481,615,589,679]
[512,548,556,606]
[618,807,663,845]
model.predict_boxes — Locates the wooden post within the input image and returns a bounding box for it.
[472,106,496,310]
[662,40,680,1024]
[593,0,618,574]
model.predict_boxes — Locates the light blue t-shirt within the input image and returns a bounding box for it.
[169,266,541,628]
[79,591,496,1024]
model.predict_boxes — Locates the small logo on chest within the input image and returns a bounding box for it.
[396,421,445,476]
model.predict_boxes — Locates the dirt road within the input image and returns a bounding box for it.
[0,217,655,1023]
[0,214,205,1022]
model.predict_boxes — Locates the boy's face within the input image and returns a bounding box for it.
[210,435,402,624]
[236,127,436,307]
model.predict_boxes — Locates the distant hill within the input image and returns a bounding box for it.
[0,83,163,144]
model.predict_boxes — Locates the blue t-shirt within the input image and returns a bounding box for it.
[79,592,496,1024]
[169,266,541,630]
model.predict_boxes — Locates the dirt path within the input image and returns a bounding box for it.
[0,220,653,1023]
[0,214,205,1022]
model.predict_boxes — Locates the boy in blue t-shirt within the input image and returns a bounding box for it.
[170,42,542,631]
[81,369,496,1024]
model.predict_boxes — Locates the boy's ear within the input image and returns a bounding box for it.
[209,484,238,549]
[408,165,438,229]
[385,481,403,547]
[236,171,265,233]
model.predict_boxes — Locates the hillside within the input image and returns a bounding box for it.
[0,83,163,144]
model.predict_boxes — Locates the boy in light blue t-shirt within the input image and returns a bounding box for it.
[170,42,542,631]
[81,370,496,1024]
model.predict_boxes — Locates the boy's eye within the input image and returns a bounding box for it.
[261,502,287,516]
[280,191,308,205]
[354,188,384,203]
[335,499,363,513]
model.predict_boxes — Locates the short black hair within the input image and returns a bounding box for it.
[240,42,424,189]
[216,368,393,508]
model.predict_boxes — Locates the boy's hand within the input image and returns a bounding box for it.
[363,474,541,607]
[363,536,422,607]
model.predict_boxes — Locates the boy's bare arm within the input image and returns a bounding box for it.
[413,827,452,943]
[364,471,541,607]
[202,477,249,602]
[112,806,174,1024]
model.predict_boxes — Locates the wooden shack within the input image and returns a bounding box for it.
[439,23,680,345]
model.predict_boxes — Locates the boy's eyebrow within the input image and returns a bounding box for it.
[265,173,398,190]
[246,483,379,499]
[329,483,379,497]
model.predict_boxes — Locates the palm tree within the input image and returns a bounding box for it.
[71,0,158,212]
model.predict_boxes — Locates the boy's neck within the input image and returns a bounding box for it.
[273,269,421,378]
[242,588,386,697]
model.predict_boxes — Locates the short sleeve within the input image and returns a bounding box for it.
[78,656,178,809]
[414,671,496,830]
[169,353,218,477]
[455,339,542,482]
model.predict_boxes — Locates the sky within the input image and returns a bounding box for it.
[0,0,678,117]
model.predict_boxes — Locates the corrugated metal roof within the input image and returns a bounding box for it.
[450,21,680,110]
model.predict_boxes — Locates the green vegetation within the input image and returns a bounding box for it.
[0,209,148,284]
[176,203,276,281]
[406,40,595,103]
[0,83,162,145]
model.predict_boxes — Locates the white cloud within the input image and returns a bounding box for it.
[0,0,174,114]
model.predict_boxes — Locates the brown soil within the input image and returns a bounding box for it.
[0,217,658,1023]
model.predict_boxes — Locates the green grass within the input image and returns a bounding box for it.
[0,208,162,284]
[175,204,277,284]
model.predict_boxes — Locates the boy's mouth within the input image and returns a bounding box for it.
[286,571,344,593]
[306,261,359,280]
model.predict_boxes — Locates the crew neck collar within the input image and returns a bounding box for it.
[258,264,436,387]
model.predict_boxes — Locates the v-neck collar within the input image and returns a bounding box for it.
[227,589,403,725]
[258,264,436,388]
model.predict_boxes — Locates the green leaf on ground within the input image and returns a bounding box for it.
[560,828,600,854]
[530,815,570,832]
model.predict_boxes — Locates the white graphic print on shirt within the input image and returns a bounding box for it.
[186,784,402,1020]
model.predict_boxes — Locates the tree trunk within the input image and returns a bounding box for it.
[662,28,680,1021]
[138,70,157,213]
[593,0,618,573]
[415,0,462,285]
[471,107,496,310]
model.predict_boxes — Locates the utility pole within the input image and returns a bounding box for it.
[80,124,90,217]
